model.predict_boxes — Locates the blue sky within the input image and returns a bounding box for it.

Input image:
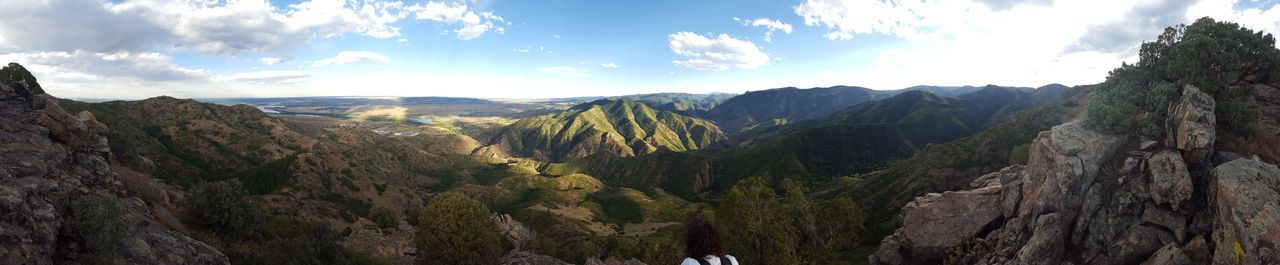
[2,0,1280,99]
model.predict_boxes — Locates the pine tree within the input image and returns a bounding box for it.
[717,177,800,265]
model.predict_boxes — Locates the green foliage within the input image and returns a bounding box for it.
[185,180,263,240]
[1008,143,1030,165]
[243,217,384,265]
[717,177,800,265]
[414,193,502,265]
[369,207,399,229]
[1220,98,1261,133]
[1086,17,1276,134]
[238,155,298,195]
[716,178,868,264]
[1082,67,1144,133]
[72,195,126,265]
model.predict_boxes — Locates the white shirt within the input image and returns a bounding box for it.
[680,255,739,265]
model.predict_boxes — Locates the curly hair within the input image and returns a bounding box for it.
[683,216,725,259]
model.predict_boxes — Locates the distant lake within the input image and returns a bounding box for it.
[412,118,433,123]
[255,105,282,114]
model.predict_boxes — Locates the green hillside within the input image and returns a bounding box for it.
[612,92,736,113]
[545,87,1069,198]
[480,99,728,162]
[705,86,879,134]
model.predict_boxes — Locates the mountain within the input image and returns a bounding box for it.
[477,99,728,162]
[717,86,1065,185]
[0,63,228,264]
[544,86,1072,199]
[704,86,879,134]
[611,92,736,113]
[877,85,1032,98]
[815,85,1092,238]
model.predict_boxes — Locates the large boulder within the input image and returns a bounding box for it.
[1148,149,1194,210]
[1167,85,1215,164]
[0,64,228,264]
[493,213,536,251]
[897,186,1003,262]
[1209,157,1280,264]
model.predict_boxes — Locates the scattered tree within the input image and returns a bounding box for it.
[369,207,399,229]
[414,193,502,265]
[73,195,126,265]
[185,180,263,240]
[717,177,800,265]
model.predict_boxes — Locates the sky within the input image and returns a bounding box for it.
[2,0,1280,99]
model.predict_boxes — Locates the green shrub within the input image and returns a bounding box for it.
[72,195,126,265]
[1082,71,1143,133]
[237,155,297,195]
[185,180,263,240]
[1219,98,1261,133]
[414,193,502,265]
[1009,143,1031,165]
[369,207,399,229]
[250,217,384,265]
[404,208,423,226]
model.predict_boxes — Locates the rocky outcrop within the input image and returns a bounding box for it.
[1149,149,1193,210]
[1209,157,1280,264]
[0,64,227,264]
[1168,85,1215,164]
[871,83,1280,265]
[494,213,535,251]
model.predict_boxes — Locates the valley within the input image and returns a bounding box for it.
[4,7,1280,265]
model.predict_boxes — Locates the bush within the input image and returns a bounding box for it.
[1082,71,1143,133]
[249,217,384,265]
[72,195,126,265]
[1008,144,1030,165]
[185,180,263,240]
[717,177,799,265]
[414,193,502,265]
[369,207,399,229]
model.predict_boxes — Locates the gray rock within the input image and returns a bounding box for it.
[1168,85,1215,164]
[1148,150,1193,210]
[0,66,228,265]
[1210,158,1280,264]
[493,213,535,251]
[896,186,1003,263]
[1141,243,1191,265]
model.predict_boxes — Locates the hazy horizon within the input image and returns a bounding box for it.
[3,0,1279,99]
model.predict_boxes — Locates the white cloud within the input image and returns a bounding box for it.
[735,17,793,42]
[260,57,283,66]
[220,70,310,85]
[601,63,620,68]
[313,51,391,67]
[784,0,1280,90]
[406,1,506,40]
[536,66,589,77]
[513,47,531,53]
[668,32,769,71]
[0,50,208,83]
[0,0,509,55]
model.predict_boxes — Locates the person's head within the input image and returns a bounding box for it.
[683,216,725,258]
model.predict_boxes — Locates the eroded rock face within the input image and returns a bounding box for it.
[895,186,1003,263]
[869,84,1280,265]
[1210,157,1280,264]
[1149,149,1193,210]
[0,65,227,264]
[494,213,536,251]
[1168,85,1215,164]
